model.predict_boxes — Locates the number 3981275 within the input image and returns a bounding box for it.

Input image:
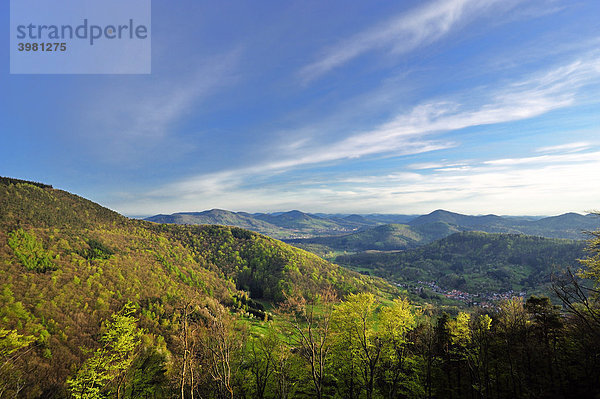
[18,43,66,51]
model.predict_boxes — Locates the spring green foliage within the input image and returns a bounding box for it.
[150,223,392,302]
[0,179,126,229]
[0,176,52,189]
[332,293,386,399]
[0,328,36,395]
[578,224,600,283]
[330,294,422,399]
[8,228,56,272]
[378,298,421,398]
[67,303,142,399]
[0,328,35,359]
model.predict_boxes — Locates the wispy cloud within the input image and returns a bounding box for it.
[299,0,523,82]
[386,149,600,214]
[115,53,600,215]
[408,161,470,170]
[536,141,591,153]
[484,150,600,166]
[283,54,600,169]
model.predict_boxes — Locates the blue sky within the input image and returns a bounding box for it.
[2,0,600,216]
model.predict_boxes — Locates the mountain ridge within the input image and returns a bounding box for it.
[145,208,597,242]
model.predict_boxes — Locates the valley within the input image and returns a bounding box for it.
[147,207,597,303]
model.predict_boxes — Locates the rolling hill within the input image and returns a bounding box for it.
[287,222,460,254]
[408,209,599,239]
[146,209,382,239]
[148,208,599,252]
[145,209,283,236]
[335,231,586,294]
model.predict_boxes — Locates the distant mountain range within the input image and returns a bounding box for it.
[409,210,599,239]
[146,209,600,246]
[146,209,385,239]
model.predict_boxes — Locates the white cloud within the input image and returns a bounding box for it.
[484,150,600,166]
[407,161,469,170]
[299,0,524,82]
[536,141,591,153]
[291,149,600,215]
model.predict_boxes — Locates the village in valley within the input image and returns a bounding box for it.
[397,280,527,308]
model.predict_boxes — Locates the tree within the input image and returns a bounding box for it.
[122,344,168,399]
[246,329,278,399]
[551,218,600,397]
[434,313,453,398]
[378,297,421,398]
[524,296,562,395]
[278,287,336,399]
[414,318,437,399]
[200,298,245,399]
[177,300,201,399]
[332,293,382,399]
[67,302,143,399]
[466,314,492,399]
[0,329,36,397]
[448,312,471,399]
[578,221,600,284]
[496,297,528,398]
[553,220,600,338]
[7,228,56,272]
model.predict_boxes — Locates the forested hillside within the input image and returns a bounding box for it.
[146,209,287,238]
[288,212,599,256]
[287,222,460,254]
[336,232,585,293]
[408,209,599,240]
[0,178,390,397]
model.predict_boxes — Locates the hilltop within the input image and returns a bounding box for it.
[146,209,281,236]
[409,209,599,239]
